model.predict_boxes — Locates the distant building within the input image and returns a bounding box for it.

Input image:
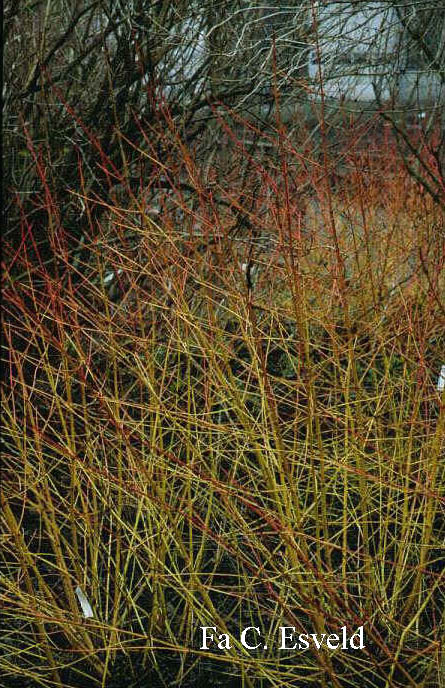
[308,2,443,108]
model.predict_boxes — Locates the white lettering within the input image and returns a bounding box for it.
[326,633,339,650]
[200,627,217,650]
[217,633,231,649]
[279,627,297,650]
[240,626,261,649]
[309,633,326,650]
[298,633,309,650]
[350,626,365,649]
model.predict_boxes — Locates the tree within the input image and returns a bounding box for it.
[307,1,445,206]
[4,0,444,265]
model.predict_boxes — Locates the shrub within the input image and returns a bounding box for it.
[2,107,444,688]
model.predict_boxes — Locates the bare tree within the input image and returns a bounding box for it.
[4,0,444,264]
[306,1,445,205]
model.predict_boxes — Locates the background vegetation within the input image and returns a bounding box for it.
[2,2,445,687]
[4,1,445,262]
